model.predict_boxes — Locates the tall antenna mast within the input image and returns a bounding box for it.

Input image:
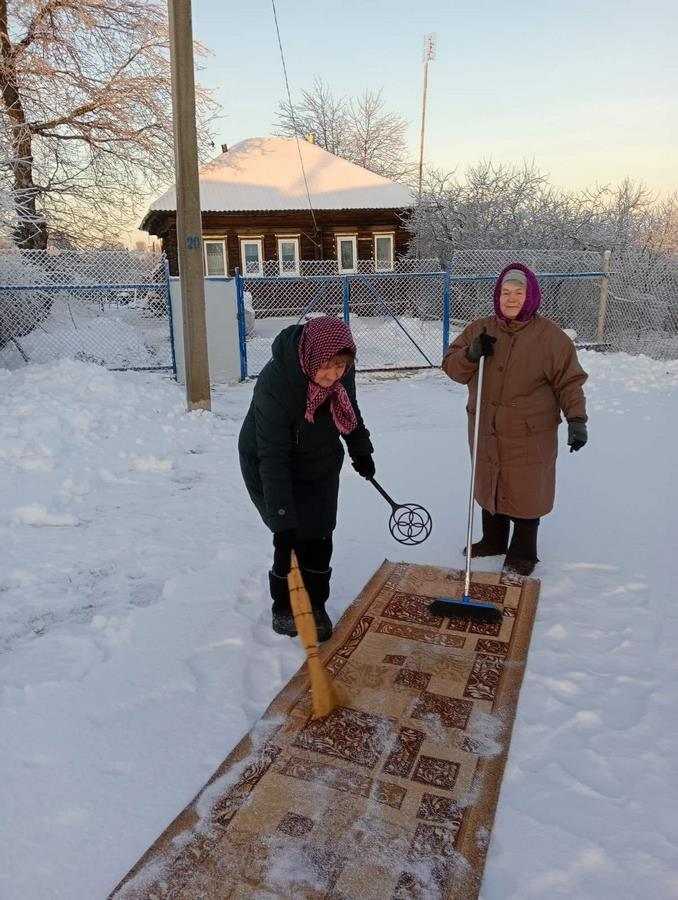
[417,33,436,200]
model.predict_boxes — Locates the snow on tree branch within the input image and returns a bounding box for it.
[0,0,218,249]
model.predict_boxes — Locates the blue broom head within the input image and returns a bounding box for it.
[429,594,503,621]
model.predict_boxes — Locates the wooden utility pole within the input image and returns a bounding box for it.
[417,33,436,201]
[167,0,211,410]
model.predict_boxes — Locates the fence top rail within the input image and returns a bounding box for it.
[347,270,446,281]
[239,271,447,284]
[0,282,164,291]
[170,275,234,283]
[449,270,606,283]
[238,269,606,285]
[0,248,162,258]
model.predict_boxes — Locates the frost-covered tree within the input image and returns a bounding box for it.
[276,78,413,182]
[0,131,33,239]
[0,0,216,249]
[411,160,677,264]
[0,133,54,352]
[411,161,678,317]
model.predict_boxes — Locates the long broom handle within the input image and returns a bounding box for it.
[464,353,485,597]
[369,477,399,512]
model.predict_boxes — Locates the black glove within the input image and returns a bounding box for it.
[352,453,376,480]
[273,528,298,554]
[466,330,496,363]
[568,420,588,452]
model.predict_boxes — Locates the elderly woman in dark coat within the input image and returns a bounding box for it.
[239,316,375,640]
[443,263,589,576]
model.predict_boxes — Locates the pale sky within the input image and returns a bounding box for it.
[134,0,677,243]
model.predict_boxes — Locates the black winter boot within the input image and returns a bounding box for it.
[504,518,540,576]
[301,568,333,643]
[269,570,297,637]
[465,510,510,558]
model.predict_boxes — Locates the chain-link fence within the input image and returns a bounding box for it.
[237,269,448,376]
[237,247,678,377]
[0,250,174,372]
[4,247,672,377]
[448,249,605,340]
[448,248,678,359]
[606,250,678,359]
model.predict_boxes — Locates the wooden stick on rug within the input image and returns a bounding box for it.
[288,551,345,719]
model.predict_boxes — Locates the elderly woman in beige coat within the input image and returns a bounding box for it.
[443,262,588,575]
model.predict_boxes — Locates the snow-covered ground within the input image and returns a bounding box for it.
[1,353,677,899]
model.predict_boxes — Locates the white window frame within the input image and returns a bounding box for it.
[336,234,358,274]
[276,236,300,276]
[240,238,264,277]
[203,238,227,277]
[373,232,395,272]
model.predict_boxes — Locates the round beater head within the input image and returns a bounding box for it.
[389,503,433,546]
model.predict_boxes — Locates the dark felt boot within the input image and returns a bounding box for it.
[465,510,510,557]
[301,568,333,643]
[269,570,297,637]
[503,518,540,576]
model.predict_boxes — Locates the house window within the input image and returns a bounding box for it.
[240,238,263,277]
[337,235,357,273]
[203,239,227,277]
[277,237,300,276]
[374,233,394,271]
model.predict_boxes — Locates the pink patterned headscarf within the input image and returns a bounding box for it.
[298,317,357,435]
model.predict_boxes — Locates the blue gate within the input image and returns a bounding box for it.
[235,270,450,378]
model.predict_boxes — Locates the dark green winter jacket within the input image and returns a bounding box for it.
[238,324,373,539]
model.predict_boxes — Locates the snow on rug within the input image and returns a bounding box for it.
[110,562,539,900]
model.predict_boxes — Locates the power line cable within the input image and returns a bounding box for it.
[270,0,320,245]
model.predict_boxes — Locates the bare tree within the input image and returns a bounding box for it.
[345,89,412,181]
[0,0,216,249]
[276,77,412,182]
[276,77,348,157]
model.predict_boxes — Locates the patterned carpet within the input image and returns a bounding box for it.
[110,562,540,900]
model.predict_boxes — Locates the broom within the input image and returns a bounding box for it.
[430,351,503,623]
[288,551,344,719]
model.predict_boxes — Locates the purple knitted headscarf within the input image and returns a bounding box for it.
[493,262,541,323]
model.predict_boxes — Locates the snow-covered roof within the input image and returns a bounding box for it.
[144,137,414,221]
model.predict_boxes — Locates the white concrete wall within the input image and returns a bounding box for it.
[169,277,241,384]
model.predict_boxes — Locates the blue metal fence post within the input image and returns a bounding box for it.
[342,275,350,324]
[163,256,177,378]
[234,268,248,380]
[442,265,451,354]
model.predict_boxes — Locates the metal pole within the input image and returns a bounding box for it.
[162,256,177,379]
[417,34,436,201]
[342,275,350,324]
[596,249,612,342]
[464,354,485,598]
[417,61,429,201]
[234,269,248,380]
[442,267,451,353]
[167,0,211,410]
